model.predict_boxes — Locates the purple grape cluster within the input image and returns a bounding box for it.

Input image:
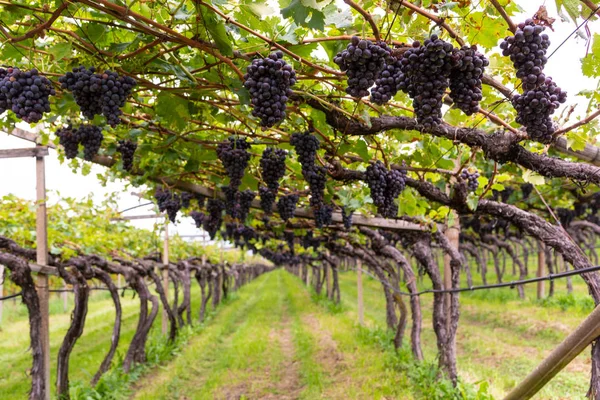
[314,204,333,228]
[190,211,205,228]
[365,161,406,218]
[217,136,252,190]
[449,46,489,115]
[58,66,136,126]
[78,125,104,161]
[342,207,353,230]
[461,169,480,192]
[500,20,550,91]
[512,77,567,143]
[370,56,404,104]
[204,199,224,239]
[284,231,295,255]
[277,194,299,221]
[243,51,296,127]
[56,123,103,161]
[260,147,287,191]
[223,185,255,222]
[180,192,194,209]
[154,188,181,223]
[0,67,55,123]
[333,36,392,98]
[259,186,276,215]
[116,140,137,171]
[398,36,455,128]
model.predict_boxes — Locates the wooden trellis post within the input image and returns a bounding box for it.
[357,260,364,326]
[162,216,169,336]
[35,146,50,400]
[537,242,545,300]
[0,264,4,326]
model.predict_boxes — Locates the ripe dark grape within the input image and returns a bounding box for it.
[58,66,136,127]
[370,56,404,104]
[259,186,276,215]
[190,211,205,228]
[521,183,533,200]
[461,169,480,192]
[365,161,406,217]
[243,51,296,127]
[238,189,255,222]
[305,165,327,208]
[398,36,455,128]
[277,194,298,221]
[204,199,224,239]
[0,67,56,123]
[260,147,287,191]
[512,77,567,143]
[78,124,103,161]
[449,46,489,115]
[56,124,80,159]
[217,136,251,190]
[342,207,353,230]
[116,140,137,171]
[196,194,206,209]
[223,185,255,221]
[180,192,194,209]
[290,130,319,171]
[153,188,181,223]
[284,231,295,255]
[333,36,392,98]
[154,187,170,212]
[500,20,550,91]
[314,204,333,228]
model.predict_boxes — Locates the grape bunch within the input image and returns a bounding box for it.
[223,185,255,221]
[204,199,224,239]
[304,165,327,207]
[284,231,295,255]
[217,136,252,189]
[59,66,136,127]
[259,186,276,215]
[290,130,319,171]
[314,204,333,228]
[277,194,299,221]
[180,192,194,209]
[78,124,104,161]
[333,36,392,98]
[500,20,550,91]
[238,190,256,222]
[0,67,56,123]
[260,147,287,191]
[154,188,181,223]
[370,56,404,105]
[190,211,206,228]
[365,161,406,218]
[449,46,489,115]
[341,207,353,230]
[56,124,80,159]
[116,140,137,171]
[243,51,297,127]
[461,169,480,192]
[196,193,206,209]
[398,36,455,128]
[521,183,533,200]
[511,77,567,143]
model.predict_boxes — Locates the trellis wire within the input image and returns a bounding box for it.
[348,263,600,297]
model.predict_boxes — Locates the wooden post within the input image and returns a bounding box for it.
[162,216,169,336]
[325,263,331,298]
[537,242,545,300]
[357,260,364,326]
[444,212,460,333]
[305,266,309,286]
[35,148,50,400]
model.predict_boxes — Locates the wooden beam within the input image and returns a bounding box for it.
[0,147,49,158]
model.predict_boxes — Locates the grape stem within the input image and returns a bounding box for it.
[343,0,381,41]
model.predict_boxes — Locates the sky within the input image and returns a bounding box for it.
[0,2,598,242]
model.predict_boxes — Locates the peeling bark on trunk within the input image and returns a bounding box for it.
[177,261,192,325]
[545,246,555,297]
[147,266,177,341]
[0,252,46,400]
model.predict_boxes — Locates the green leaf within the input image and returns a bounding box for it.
[354,139,370,161]
[281,0,325,30]
[522,170,546,185]
[48,43,72,61]
[156,92,190,130]
[582,34,600,77]
[205,11,234,57]
[307,9,325,31]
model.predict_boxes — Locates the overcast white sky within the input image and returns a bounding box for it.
[0,2,598,241]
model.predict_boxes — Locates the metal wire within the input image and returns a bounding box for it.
[348,263,600,297]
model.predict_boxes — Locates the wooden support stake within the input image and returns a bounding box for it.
[504,303,600,399]
[35,148,50,400]
[162,217,169,336]
[357,260,364,326]
[0,264,4,326]
[537,242,545,300]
